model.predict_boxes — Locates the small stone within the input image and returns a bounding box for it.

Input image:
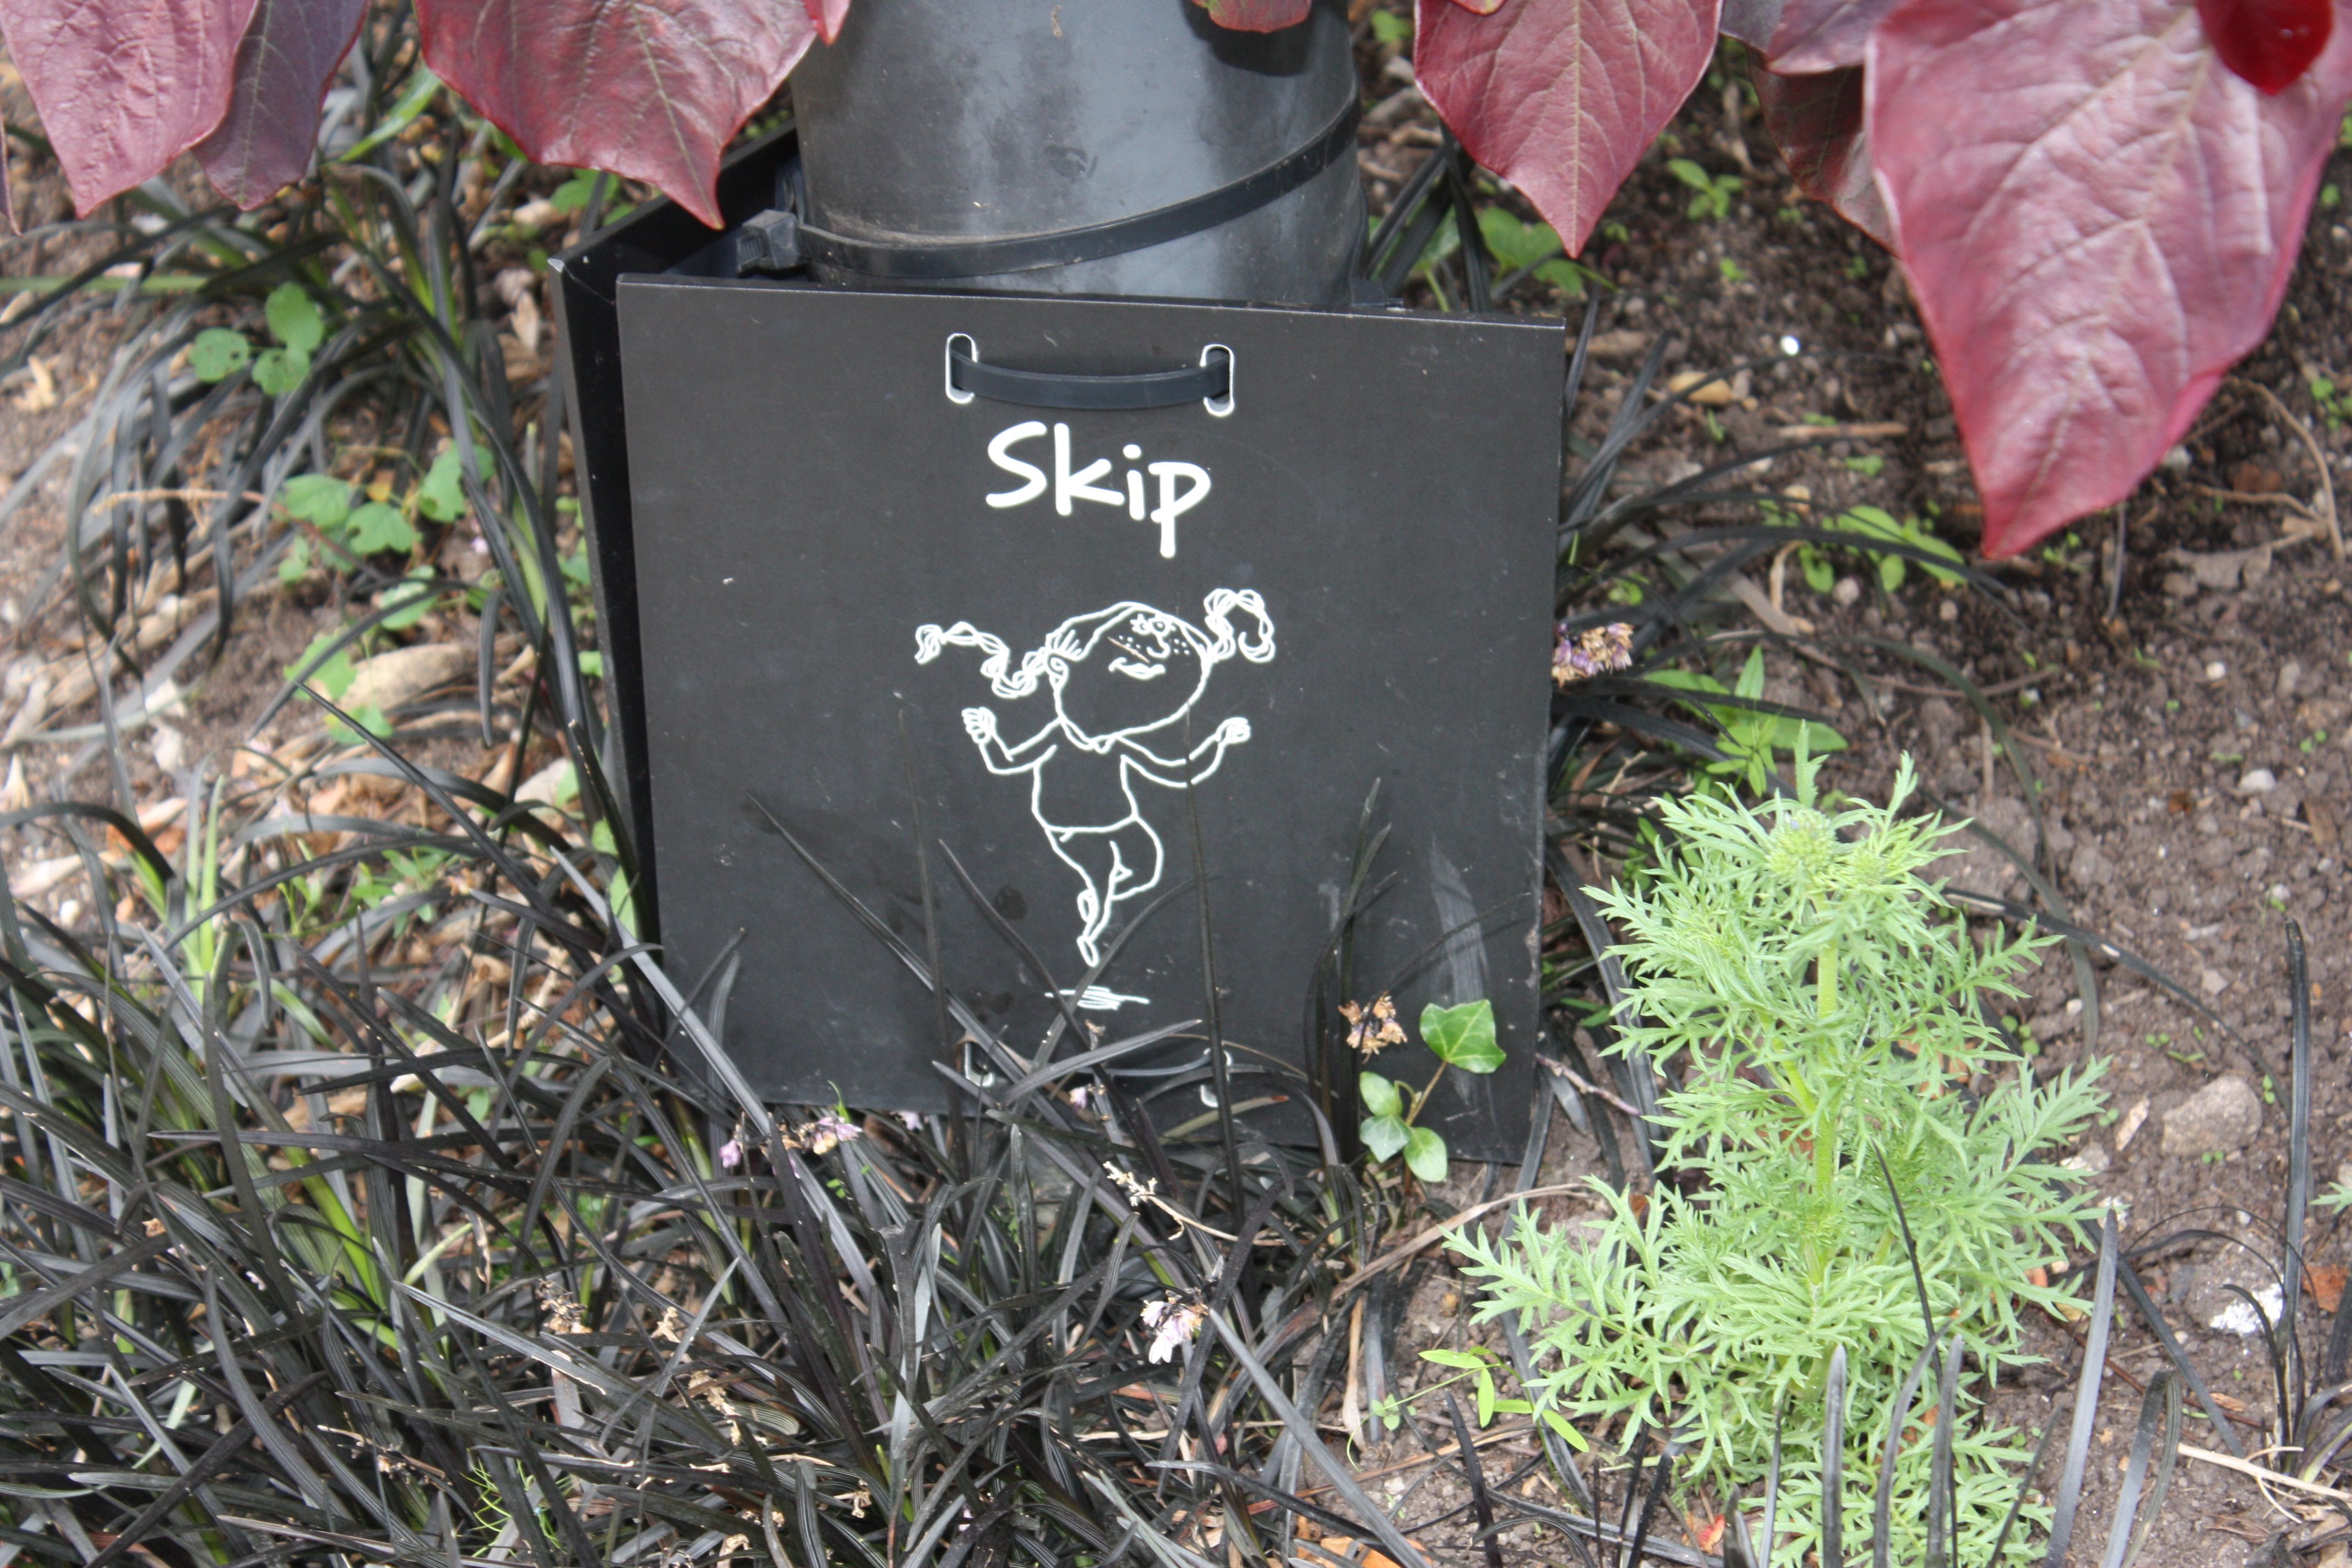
[2114,1096,2152,1151]
[2279,659,2305,699]
[2068,841,2116,889]
[2062,1140,2111,1175]
[2204,660,2228,681]
[1918,696,1961,756]
[1832,576,1860,607]
[2161,1074,2262,1156]
[2162,572,2199,601]
[2262,785,2303,820]
[2237,767,2277,794]
[1937,598,1959,623]
[2201,967,2230,996]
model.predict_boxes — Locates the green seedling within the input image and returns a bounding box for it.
[1452,755,2106,1565]
[190,282,325,396]
[1784,505,1963,602]
[277,449,469,580]
[1667,157,1742,221]
[1357,998,1504,1182]
[1647,646,1848,796]
[1369,9,1411,43]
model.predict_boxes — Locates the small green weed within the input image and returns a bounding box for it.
[2312,373,2352,431]
[1667,158,1743,221]
[1648,646,1848,796]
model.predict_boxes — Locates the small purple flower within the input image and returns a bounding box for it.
[800,1113,862,1156]
[718,1139,743,1170]
[1553,622,1634,687]
[1140,1295,1205,1363]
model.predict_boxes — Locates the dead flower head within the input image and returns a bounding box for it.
[535,1278,586,1335]
[1140,1295,1206,1364]
[1340,994,1407,1057]
[798,1112,862,1156]
[1553,620,1634,686]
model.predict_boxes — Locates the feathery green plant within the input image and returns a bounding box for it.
[1456,753,2109,1564]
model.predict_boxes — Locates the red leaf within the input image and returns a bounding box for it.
[1766,0,1900,70]
[2199,0,2333,91]
[803,0,853,45]
[1414,0,1721,254]
[1868,0,2352,558]
[1192,0,1316,25]
[1752,62,1889,242]
[416,0,817,227]
[196,0,368,209]
[0,0,260,214]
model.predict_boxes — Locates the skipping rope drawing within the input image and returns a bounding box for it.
[916,590,1277,979]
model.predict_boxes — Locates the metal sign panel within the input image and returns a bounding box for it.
[618,281,1561,1157]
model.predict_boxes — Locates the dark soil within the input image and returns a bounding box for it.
[5,20,2350,1567]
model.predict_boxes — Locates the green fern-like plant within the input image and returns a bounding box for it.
[1456,755,2107,1564]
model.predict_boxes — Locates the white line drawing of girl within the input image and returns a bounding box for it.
[915,590,1276,971]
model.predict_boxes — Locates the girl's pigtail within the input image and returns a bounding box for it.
[916,621,1044,698]
[1200,589,1276,666]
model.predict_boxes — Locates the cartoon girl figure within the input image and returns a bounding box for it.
[915,589,1276,968]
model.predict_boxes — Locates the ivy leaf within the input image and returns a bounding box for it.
[377,572,439,631]
[415,451,467,523]
[1414,0,1721,254]
[1402,1125,1449,1183]
[1750,62,1889,243]
[414,0,820,227]
[287,634,356,701]
[189,330,252,383]
[195,0,368,208]
[1868,0,2352,558]
[280,474,352,530]
[265,284,324,355]
[344,502,419,557]
[1361,1113,1411,1162]
[1422,1000,1502,1074]
[0,0,259,213]
[251,346,309,397]
[1359,1071,1403,1120]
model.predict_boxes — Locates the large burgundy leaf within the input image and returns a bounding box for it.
[416,0,818,227]
[1869,0,2352,558]
[0,0,259,213]
[803,0,852,44]
[196,0,368,209]
[1414,0,1721,255]
[1192,0,1315,25]
[1766,0,1899,70]
[2199,0,2333,91]
[1752,62,1889,243]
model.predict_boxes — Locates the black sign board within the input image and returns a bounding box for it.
[617,282,1561,1158]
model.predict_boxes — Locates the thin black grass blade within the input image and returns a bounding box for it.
[1821,1346,1847,1568]
[1205,1309,1429,1568]
[2096,1370,2179,1568]
[1924,1337,1964,1568]
[1872,1343,1939,1568]
[2116,1256,2245,1458]
[1444,1391,1505,1568]
[2045,1210,2120,1567]
[2284,919,2312,1419]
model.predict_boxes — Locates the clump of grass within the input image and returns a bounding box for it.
[1456,751,2110,1564]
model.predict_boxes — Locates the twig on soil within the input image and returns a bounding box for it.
[2177,1444,2352,1505]
[2228,377,2344,560]
[1331,1185,1589,1302]
[1538,1054,1642,1117]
